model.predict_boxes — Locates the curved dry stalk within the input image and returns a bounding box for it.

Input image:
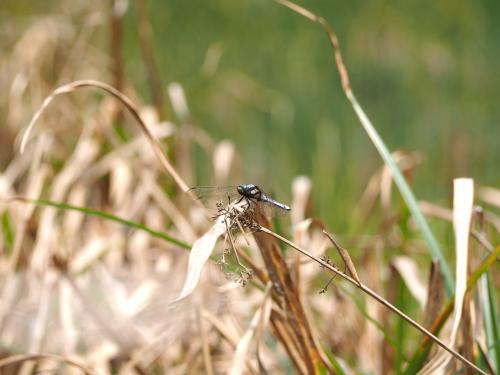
[0,353,99,375]
[19,79,203,207]
[258,226,488,375]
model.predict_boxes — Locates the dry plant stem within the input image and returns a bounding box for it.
[259,227,487,375]
[255,283,273,374]
[132,0,167,119]
[235,217,251,246]
[110,0,125,94]
[202,310,258,375]
[196,307,213,375]
[0,353,98,375]
[20,80,206,212]
[417,245,500,356]
[61,270,141,352]
[423,260,445,329]
[323,230,361,285]
[462,293,475,375]
[420,201,496,256]
[252,211,321,374]
[472,230,495,253]
[238,250,269,284]
[269,309,308,374]
[225,219,246,271]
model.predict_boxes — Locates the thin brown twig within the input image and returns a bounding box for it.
[259,226,488,375]
[132,0,167,119]
[110,0,125,94]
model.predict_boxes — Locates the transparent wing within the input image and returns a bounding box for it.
[188,186,240,211]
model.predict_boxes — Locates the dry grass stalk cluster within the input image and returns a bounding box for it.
[0,1,498,374]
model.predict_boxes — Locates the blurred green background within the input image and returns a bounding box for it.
[2,0,499,232]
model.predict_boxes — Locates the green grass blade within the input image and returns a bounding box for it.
[2,211,15,250]
[321,347,347,375]
[14,198,191,250]
[273,0,454,295]
[340,285,405,359]
[481,272,500,373]
[348,93,454,295]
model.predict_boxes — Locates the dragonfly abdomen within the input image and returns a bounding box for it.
[260,194,291,211]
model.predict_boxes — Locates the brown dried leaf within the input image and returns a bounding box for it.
[423,260,444,329]
[323,230,361,286]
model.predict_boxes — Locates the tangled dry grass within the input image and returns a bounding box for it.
[0,1,498,374]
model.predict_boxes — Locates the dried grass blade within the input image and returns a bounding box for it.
[213,139,235,186]
[269,309,308,374]
[461,294,475,375]
[477,186,500,208]
[202,309,259,374]
[323,230,361,285]
[0,353,98,375]
[170,219,226,304]
[261,227,487,374]
[407,244,500,373]
[196,307,213,375]
[19,80,193,198]
[423,260,444,329]
[291,175,312,225]
[230,284,272,375]
[253,212,321,373]
[418,178,474,374]
[255,283,273,374]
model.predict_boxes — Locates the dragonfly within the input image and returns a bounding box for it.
[189,183,291,218]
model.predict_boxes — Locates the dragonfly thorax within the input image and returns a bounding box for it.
[237,184,262,200]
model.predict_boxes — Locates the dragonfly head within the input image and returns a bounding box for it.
[237,184,261,199]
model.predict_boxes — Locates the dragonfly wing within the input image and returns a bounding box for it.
[189,186,240,212]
